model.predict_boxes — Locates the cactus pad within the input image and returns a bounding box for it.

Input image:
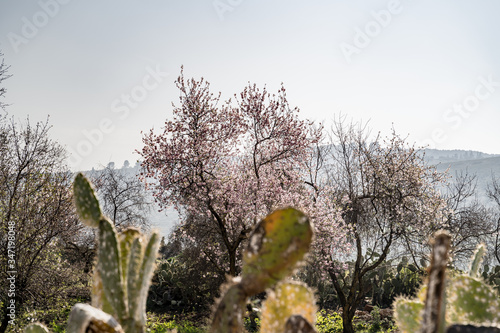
[73,172,102,228]
[260,281,317,333]
[393,298,424,333]
[447,275,500,325]
[241,207,313,294]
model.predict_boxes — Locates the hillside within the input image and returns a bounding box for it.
[431,155,500,205]
[422,149,498,164]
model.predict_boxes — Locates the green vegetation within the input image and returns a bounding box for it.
[146,313,205,333]
[316,310,343,333]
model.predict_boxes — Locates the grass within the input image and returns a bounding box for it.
[4,301,397,333]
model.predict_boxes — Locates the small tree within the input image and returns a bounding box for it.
[90,164,152,231]
[0,118,84,333]
[443,171,497,266]
[139,69,333,280]
[312,118,448,333]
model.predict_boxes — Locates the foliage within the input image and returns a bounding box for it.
[315,310,343,333]
[243,315,260,333]
[299,254,424,313]
[146,313,204,333]
[368,307,381,333]
[368,256,424,308]
[2,298,82,333]
[147,257,215,311]
[481,264,500,293]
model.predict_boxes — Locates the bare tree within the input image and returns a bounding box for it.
[0,118,84,333]
[89,164,152,231]
[444,170,497,266]
[318,118,448,333]
[0,50,11,112]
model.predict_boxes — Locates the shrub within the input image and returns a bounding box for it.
[315,310,343,333]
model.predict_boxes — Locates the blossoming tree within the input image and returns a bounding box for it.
[138,70,346,282]
[314,118,449,333]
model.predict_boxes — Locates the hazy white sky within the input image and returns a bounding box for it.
[1,0,499,171]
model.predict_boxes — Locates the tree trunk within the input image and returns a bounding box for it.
[342,304,356,333]
[229,249,236,277]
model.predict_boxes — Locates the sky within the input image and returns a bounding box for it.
[1,0,500,172]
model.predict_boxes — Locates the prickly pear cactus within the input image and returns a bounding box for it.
[72,173,160,333]
[447,244,500,326]
[260,281,317,332]
[210,207,317,333]
[24,173,160,333]
[394,232,500,333]
[241,208,313,295]
[394,298,425,333]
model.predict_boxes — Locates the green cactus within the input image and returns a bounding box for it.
[74,173,160,333]
[447,275,500,325]
[24,173,160,333]
[394,298,425,333]
[469,244,486,279]
[394,232,500,333]
[241,207,313,295]
[73,172,102,228]
[260,281,317,332]
[210,207,317,333]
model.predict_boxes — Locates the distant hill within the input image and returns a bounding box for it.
[422,149,499,164]
[423,151,500,205]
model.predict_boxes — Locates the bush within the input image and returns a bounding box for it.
[315,310,343,333]
[4,298,84,333]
